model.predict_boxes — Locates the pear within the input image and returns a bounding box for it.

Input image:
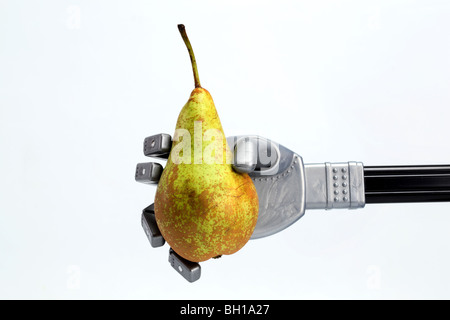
[154,25,259,262]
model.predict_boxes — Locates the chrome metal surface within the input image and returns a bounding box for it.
[141,204,165,248]
[228,136,306,239]
[168,249,201,283]
[250,153,306,239]
[233,137,257,174]
[304,162,365,210]
[135,162,163,184]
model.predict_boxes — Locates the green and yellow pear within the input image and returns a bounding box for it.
[154,25,259,262]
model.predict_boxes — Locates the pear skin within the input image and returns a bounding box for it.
[154,25,259,262]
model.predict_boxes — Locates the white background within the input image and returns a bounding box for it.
[1,0,450,299]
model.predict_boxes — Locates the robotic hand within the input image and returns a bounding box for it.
[136,133,300,282]
[136,133,450,282]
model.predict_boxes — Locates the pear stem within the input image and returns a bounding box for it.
[178,24,201,88]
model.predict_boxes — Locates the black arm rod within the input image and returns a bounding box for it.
[364,165,450,204]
